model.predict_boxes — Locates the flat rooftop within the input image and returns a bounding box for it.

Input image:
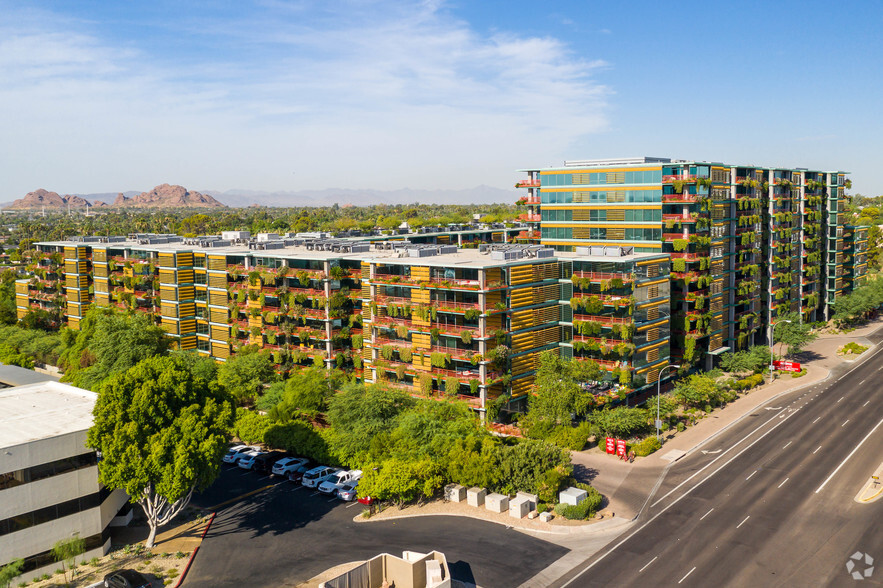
[0,363,58,388]
[0,381,97,448]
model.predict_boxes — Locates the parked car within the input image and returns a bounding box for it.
[287,460,316,483]
[222,445,259,464]
[337,480,359,502]
[237,450,267,470]
[253,450,289,474]
[104,569,151,588]
[301,465,341,488]
[272,456,309,476]
[318,469,362,494]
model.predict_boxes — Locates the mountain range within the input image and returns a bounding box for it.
[2,185,518,210]
[4,184,226,210]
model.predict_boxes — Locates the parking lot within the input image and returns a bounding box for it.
[184,461,569,587]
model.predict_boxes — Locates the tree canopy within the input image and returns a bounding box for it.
[87,354,234,546]
[217,346,275,401]
[773,313,817,356]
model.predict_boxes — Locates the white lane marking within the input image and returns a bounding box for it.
[678,567,697,584]
[838,396,845,403]
[859,379,866,385]
[346,501,360,508]
[783,441,792,449]
[746,470,758,480]
[638,556,658,573]
[737,515,750,529]
[842,419,850,427]
[327,496,338,502]
[699,508,714,521]
[778,478,789,488]
[813,446,822,454]
[560,408,802,588]
[650,407,790,509]
[812,417,821,424]
[863,400,871,407]
[816,417,883,494]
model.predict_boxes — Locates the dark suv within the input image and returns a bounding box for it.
[253,450,288,474]
[104,569,151,588]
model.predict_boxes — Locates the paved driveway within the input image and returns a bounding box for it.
[185,465,568,587]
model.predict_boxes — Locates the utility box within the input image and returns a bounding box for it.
[516,491,538,511]
[485,493,509,513]
[539,511,554,523]
[559,487,588,506]
[445,484,466,503]
[467,487,487,507]
[509,496,531,519]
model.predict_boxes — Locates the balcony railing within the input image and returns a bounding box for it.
[516,179,541,188]
[663,213,698,222]
[662,174,703,183]
[571,270,634,282]
[518,213,542,222]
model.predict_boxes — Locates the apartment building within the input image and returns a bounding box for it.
[517,157,867,369]
[0,381,128,583]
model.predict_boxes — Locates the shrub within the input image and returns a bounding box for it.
[840,342,868,355]
[631,436,661,457]
[676,421,686,432]
[553,486,603,520]
[232,409,270,444]
[791,368,807,378]
[546,422,593,451]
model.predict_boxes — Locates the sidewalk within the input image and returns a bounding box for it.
[571,316,883,519]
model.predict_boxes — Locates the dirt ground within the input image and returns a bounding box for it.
[19,549,191,588]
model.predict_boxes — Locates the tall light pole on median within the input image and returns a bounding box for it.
[657,363,681,443]
[769,319,792,383]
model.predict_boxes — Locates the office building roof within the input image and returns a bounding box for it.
[0,381,97,449]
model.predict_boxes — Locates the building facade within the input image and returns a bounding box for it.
[517,157,867,369]
[0,381,128,583]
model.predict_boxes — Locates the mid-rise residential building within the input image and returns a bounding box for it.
[517,157,867,369]
[0,381,128,583]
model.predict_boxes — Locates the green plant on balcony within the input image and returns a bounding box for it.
[267,332,277,345]
[461,331,473,344]
[352,355,363,369]
[380,345,394,360]
[671,179,687,194]
[673,239,688,252]
[696,177,713,189]
[430,352,451,368]
[399,347,412,362]
[672,258,686,272]
[470,379,479,395]
[329,265,347,280]
[470,353,482,365]
[395,364,407,381]
[430,328,440,342]
[395,324,409,338]
[419,373,434,397]
[444,377,460,398]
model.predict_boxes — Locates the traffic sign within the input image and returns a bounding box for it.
[773,360,801,372]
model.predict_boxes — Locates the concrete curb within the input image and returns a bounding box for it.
[173,511,216,588]
[354,508,633,537]
[675,326,883,461]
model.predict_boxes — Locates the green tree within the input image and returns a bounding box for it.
[526,351,600,427]
[0,559,24,588]
[673,373,721,408]
[87,354,234,547]
[494,440,571,495]
[325,383,415,466]
[591,406,650,438]
[358,457,445,506]
[51,534,85,586]
[773,313,817,356]
[217,346,275,402]
[63,309,169,390]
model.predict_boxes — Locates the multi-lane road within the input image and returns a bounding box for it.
[554,333,883,587]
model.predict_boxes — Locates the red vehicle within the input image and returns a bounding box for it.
[287,460,316,483]
[357,495,374,506]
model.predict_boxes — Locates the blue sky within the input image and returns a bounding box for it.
[2,0,881,199]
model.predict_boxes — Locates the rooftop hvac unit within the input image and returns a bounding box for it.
[590,246,606,256]
[479,244,489,253]
[438,245,458,255]
[350,244,370,253]
[210,240,231,247]
[490,250,523,261]
[536,248,555,258]
[221,231,250,240]
[263,242,284,250]
[409,248,437,257]
[107,236,126,243]
[575,246,591,255]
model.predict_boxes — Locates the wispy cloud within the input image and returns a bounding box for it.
[0,1,610,195]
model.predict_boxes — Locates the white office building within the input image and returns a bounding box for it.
[0,381,128,582]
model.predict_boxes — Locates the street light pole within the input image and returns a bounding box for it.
[769,319,792,383]
[657,363,681,443]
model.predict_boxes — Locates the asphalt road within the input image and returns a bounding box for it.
[554,337,883,587]
[185,465,567,587]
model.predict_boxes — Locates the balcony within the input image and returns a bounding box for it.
[571,270,634,283]
[516,179,541,188]
[662,193,701,203]
[662,174,703,183]
[663,213,698,222]
[518,213,542,222]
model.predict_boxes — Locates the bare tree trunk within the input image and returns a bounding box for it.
[138,482,196,548]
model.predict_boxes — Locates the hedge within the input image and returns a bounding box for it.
[554,485,603,520]
[631,436,661,457]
